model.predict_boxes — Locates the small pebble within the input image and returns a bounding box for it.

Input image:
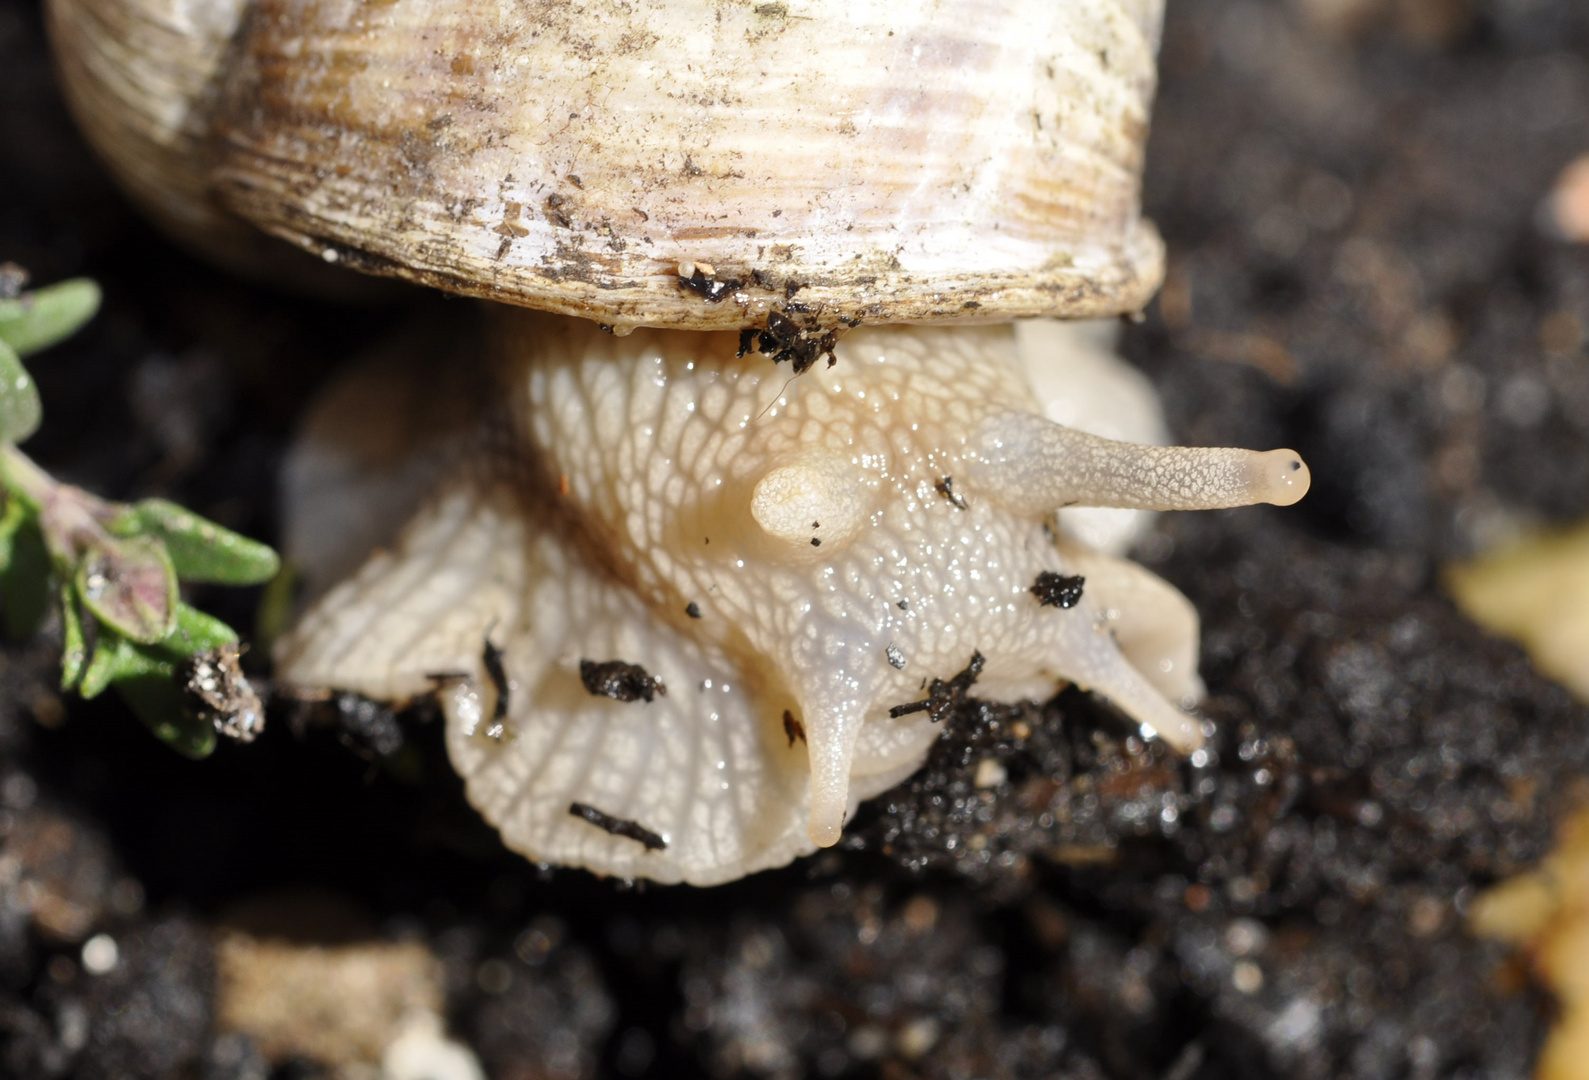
[896,1017,940,1060]
[973,758,1007,789]
[81,932,118,975]
[382,1011,485,1080]
[1548,154,1589,242]
[1231,960,1264,994]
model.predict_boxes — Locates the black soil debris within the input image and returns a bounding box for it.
[889,651,985,723]
[447,916,615,1079]
[174,643,263,743]
[783,709,806,747]
[736,309,841,373]
[73,918,214,1080]
[1030,571,1086,609]
[579,658,666,703]
[683,885,1105,1079]
[568,803,668,851]
[330,690,406,758]
[935,475,969,510]
[676,262,742,303]
[481,635,510,723]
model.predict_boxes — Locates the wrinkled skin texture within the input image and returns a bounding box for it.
[277,316,1301,884]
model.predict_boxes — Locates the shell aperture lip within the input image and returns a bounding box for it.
[274,316,1299,882]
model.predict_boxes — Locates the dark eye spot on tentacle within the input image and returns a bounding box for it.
[1031,572,1086,609]
[783,710,806,747]
[935,476,969,510]
[888,651,985,722]
[568,802,667,850]
[579,659,667,702]
[685,602,702,618]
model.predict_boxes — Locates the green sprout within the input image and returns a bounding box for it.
[0,269,279,758]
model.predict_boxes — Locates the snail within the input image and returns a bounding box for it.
[46,0,1312,883]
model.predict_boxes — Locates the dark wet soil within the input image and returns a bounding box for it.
[4,0,1589,1077]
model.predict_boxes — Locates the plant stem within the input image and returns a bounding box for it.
[0,444,53,512]
[0,443,117,578]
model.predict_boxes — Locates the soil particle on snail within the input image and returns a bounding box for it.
[736,308,842,372]
[887,651,984,723]
[935,474,969,510]
[568,802,667,851]
[480,635,511,721]
[783,709,806,746]
[1030,570,1086,609]
[675,262,741,303]
[578,659,666,702]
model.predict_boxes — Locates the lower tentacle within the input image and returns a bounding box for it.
[1061,635,1205,752]
[802,701,863,848]
[1059,544,1205,707]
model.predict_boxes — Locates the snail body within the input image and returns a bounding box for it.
[47,0,1314,883]
[278,315,1303,883]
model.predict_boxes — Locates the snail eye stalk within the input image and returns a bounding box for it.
[966,411,1311,515]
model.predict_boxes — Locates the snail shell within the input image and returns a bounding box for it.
[45,0,368,288]
[49,0,1166,327]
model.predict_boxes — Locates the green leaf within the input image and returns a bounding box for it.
[111,499,279,585]
[0,493,28,572]
[0,279,101,357]
[0,512,49,641]
[0,340,41,444]
[75,534,179,644]
[114,673,216,759]
[60,583,87,690]
[78,628,173,700]
[252,559,298,655]
[154,602,239,660]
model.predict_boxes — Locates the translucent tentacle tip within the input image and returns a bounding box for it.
[1247,449,1312,507]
